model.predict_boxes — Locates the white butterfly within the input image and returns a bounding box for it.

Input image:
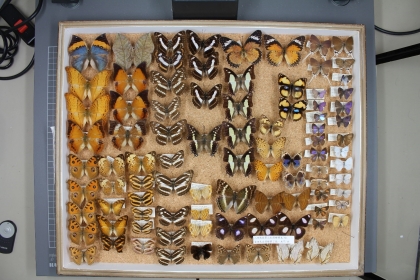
[319,243,334,264]
[336,188,351,198]
[305,238,334,264]
[335,173,351,185]
[332,146,349,158]
[333,157,353,171]
[276,240,304,263]
[336,200,349,210]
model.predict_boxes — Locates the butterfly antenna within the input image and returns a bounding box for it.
[340,231,355,238]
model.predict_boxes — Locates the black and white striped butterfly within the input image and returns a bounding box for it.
[216,179,256,214]
[156,206,190,226]
[186,123,222,157]
[223,85,253,122]
[150,97,181,122]
[155,50,184,73]
[150,69,187,97]
[186,30,220,57]
[188,54,219,81]
[157,150,184,169]
[224,65,255,95]
[155,246,186,266]
[155,170,194,196]
[149,119,186,146]
[190,82,222,110]
[223,118,256,148]
[156,226,187,246]
[154,31,185,54]
[223,147,255,177]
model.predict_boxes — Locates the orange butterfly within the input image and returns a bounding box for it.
[253,190,283,214]
[67,220,98,246]
[67,179,99,206]
[109,90,149,124]
[65,92,110,128]
[113,62,147,95]
[67,120,105,154]
[253,160,283,181]
[67,201,96,225]
[68,154,99,179]
[108,120,146,150]
[280,188,311,211]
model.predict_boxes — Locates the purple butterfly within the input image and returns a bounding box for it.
[335,100,352,115]
[311,133,325,146]
[338,87,353,100]
[311,123,325,134]
[313,89,326,98]
[310,147,328,162]
[336,115,352,127]
[314,113,327,122]
[340,75,352,85]
[313,100,326,111]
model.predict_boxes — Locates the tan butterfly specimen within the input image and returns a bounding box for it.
[67,179,99,206]
[132,220,154,234]
[255,137,286,158]
[97,199,125,216]
[217,244,241,265]
[310,165,329,176]
[253,160,283,181]
[69,246,97,265]
[68,154,99,179]
[191,208,210,220]
[259,115,283,137]
[253,190,283,214]
[314,205,329,217]
[132,208,153,220]
[67,201,96,225]
[98,154,125,177]
[67,220,98,245]
[101,234,126,252]
[189,184,212,202]
[127,190,154,207]
[67,120,105,154]
[188,221,212,237]
[281,188,311,211]
[65,92,110,128]
[314,185,330,201]
[337,133,354,147]
[125,151,156,175]
[332,36,353,57]
[99,178,125,196]
[332,215,349,228]
[245,244,270,263]
[129,173,155,190]
[96,215,128,237]
[65,66,112,102]
[108,120,146,151]
[132,238,156,254]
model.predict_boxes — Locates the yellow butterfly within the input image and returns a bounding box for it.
[67,179,99,206]
[127,190,154,207]
[253,160,283,181]
[129,173,155,190]
[259,115,283,137]
[97,199,125,216]
[191,208,210,220]
[67,220,97,245]
[125,151,156,175]
[132,220,154,234]
[67,201,96,225]
[332,215,349,228]
[65,66,112,102]
[255,137,286,158]
[189,184,212,202]
[98,154,125,177]
[69,246,97,265]
[68,154,99,179]
[99,178,125,195]
[188,221,212,237]
[67,120,105,154]
[96,215,128,237]
[132,208,153,220]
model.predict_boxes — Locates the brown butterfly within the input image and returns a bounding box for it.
[280,188,311,211]
[314,206,329,217]
[108,120,146,150]
[253,190,283,214]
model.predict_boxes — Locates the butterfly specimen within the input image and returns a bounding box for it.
[223,147,255,177]
[253,190,283,214]
[338,87,354,100]
[310,147,328,162]
[150,69,187,97]
[96,215,128,237]
[132,208,153,220]
[188,54,219,80]
[246,213,278,236]
[278,213,311,239]
[341,74,353,85]
[314,205,329,217]
[191,243,212,260]
[215,213,247,241]
[98,154,125,177]
[131,220,153,234]
[314,113,327,122]
[189,221,212,237]
[332,36,354,57]
[129,174,155,190]
[154,31,184,54]
[189,184,212,202]
[308,58,332,84]
[333,157,353,171]
[156,226,187,246]
[151,97,181,122]
[186,123,222,156]
[335,58,355,72]
[127,190,154,207]
[108,120,146,150]
[157,150,184,169]
[312,123,325,135]
[335,100,352,116]
[310,165,329,176]
[224,65,255,95]
[217,244,241,264]
[155,170,194,196]
[335,174,352,185]
[259,115,283,137]
[220,29,262,68]
[255,137,286,158]
[155,50,184,72]
[191,208,210,220]
[278,98,307,121]
[67,220,98,245]
[311,179,328,189]
[311,133,326,146]
[332,215,350,227]
[307,35,331,59]
[245,244,270,263]
[336,188,352,198]
[112,33,154,69]
[281,188,311,211]
[263,35,305,66]
[99,178,125,196]
[65,66,112,102]
[223,90,253,121]
[69,246,97,265]
[305,237,321,261]
[311,89,327,99]
[186,30,220,57]
[312,219,327,230]
[68,33,110,72]
[283,170,306,189]
[65,92,110,128]
[282,153,302,169]
[67,201,96,225]
[278,74,307,99]
[149,119,186,146]
[155,246,186,266]
[254,160,283,181]
[319,243,334,264]
[113,62,147,95]
[109,90,149,124]
[68,154,99,179]
[277,240,304,263]
[190,82,221,109]
[100,234,126,252]
[223,118,256,149]
[155,206,190,226]
[125,151,157,175]
[216,179,256,214]
[336,115,352,127]
[332,146,349,158]
[67,179,99,206]
[97,199,125,216]
[336,200,349,210]
[132,239,156,254]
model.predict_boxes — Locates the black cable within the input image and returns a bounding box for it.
[375,25,420,36]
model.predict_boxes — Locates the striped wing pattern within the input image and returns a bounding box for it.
[156,226,187,246]
[155,170,194,196]
[156,206,190,226]
[155,246,186,266]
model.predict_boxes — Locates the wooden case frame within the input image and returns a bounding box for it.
[56,20,366,278]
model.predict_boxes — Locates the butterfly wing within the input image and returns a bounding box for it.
[263,34,284,66]
[234,185,256,214]
[284,36,305,66]
[68,35,89,72]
